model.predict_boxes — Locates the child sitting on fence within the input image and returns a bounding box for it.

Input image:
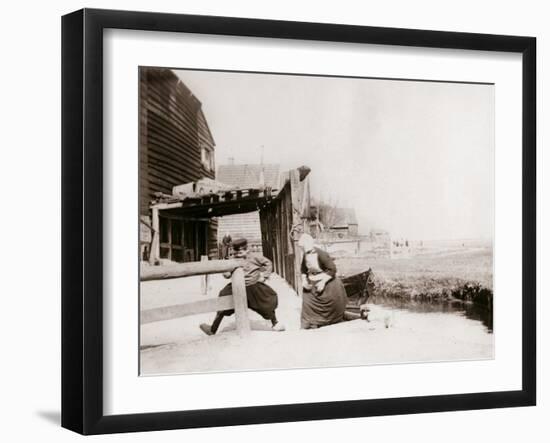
[199,238,285,335]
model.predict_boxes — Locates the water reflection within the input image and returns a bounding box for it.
[370,296,493,333]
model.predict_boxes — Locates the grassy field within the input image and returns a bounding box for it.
[336,244,493,306]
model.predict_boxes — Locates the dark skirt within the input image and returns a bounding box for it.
[301,277,347,328]
[218,281,278,320]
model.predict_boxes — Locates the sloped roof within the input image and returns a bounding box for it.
[171,70,216,147]
[332,208,358,228]
[217,164,281,189]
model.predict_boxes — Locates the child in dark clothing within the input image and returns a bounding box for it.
[200,238,285,335]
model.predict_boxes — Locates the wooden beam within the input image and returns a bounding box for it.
[151,187,282,216]
[151,202,184,210]
[289,169,305,296]
[300,176,311,220]
[231,267,251,336]
[140,259,244,281]
[140,296,234,324]
[156,213,210,222]
[167,218,172,261]
[290,168,302,212]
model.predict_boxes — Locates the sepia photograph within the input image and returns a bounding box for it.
[138,66,494,376]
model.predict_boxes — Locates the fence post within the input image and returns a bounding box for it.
[149,206,160,265]
[231,267,251,336]
[200,255,209,295]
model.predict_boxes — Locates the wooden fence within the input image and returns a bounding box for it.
[140,259,251,336]
[259,168,311,295]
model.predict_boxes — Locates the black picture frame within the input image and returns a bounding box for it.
[61,8,536,435]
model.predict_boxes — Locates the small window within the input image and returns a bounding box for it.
[201,147,213,171]
[209,151,215,170]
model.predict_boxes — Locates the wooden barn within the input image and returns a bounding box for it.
[138,67,313,293]
[139,67,218,262]
[216,163,281,253]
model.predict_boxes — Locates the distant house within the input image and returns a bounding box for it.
[369,228,391,243]
[139,67,217,262]
[318,207,359,239]
[216,163,281,252]
[331,208,359,236]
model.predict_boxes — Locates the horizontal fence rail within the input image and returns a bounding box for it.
[141,296,235,324]
[140,259,244,281]
[140,260,251,336]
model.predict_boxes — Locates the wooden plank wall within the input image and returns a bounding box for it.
[260,182,296,290]
[197,110,216,176]
[140,68,215,207]
[139,69,150,216]
[208,218,219,259]
[139,67,217,259]
[259,171,311,293]
[217,211,263,252]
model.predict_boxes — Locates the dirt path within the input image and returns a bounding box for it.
[140,273,493,375]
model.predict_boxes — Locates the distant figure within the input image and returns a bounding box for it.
[200,238,285,335]
[298,234,347,329]
[219,234,232,259]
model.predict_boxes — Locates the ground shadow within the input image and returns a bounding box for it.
[36,410,60,426]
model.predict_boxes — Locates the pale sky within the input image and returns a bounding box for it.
[175,69,494,241]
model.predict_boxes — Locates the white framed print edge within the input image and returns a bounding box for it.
[61,8,536,435]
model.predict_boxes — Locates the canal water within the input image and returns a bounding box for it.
[369,296,493,333]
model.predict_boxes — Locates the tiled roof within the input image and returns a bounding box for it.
[217,164,281,189]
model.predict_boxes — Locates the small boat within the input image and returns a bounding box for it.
[340,268,375,320]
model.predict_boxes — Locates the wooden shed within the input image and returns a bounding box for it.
[313,206,359,240]
[326,208,359,238]
[148,166,312,293]
[139,67,218,262]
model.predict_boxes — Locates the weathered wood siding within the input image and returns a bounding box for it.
[139,67,217,260]
[218,212,263,252]
[260,182,297,289]
[259,170,311,292]
[208,218,219,259]
[197,110,216,177]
